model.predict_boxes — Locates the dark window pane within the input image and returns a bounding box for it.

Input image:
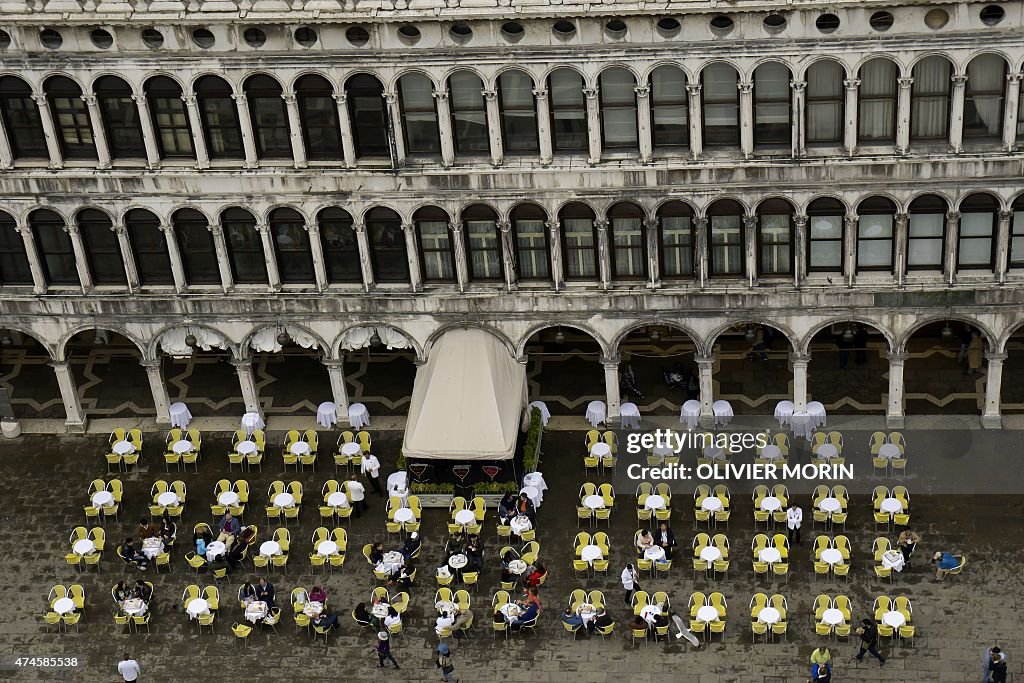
[95,77,146,159]
[753,63,791,146]
[709,213,743,275]
[222,210,267,283]
[549,70,587,152]
[298,93,342,160]
[0,77,47,158]
[399,74,440,155]
[466,219,501,280]
[513,215,549,280]
[30,210,78,285]
[858,59,897,142]
[659,214,693,276]
[246,76,291,158]
[449,72,489,154]
[197,77,243,159]
[599,69,638,149]
[270,211,315,284]
[367,212,409,283]
[347,75,388,157]
[126,210,173,285]
[147,77,193,158]
[702,64,739,147]
[0,213,32,285]
[319,209,362,283]
[46,77,95,159]
[418,215,454,282]
[173,211,219,285]
[499,70,538,153]
[651,67,688,148]
[78,210,126,285]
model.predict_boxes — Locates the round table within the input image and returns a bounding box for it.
[703,446,725,460]
[582,495,605,510]
[290,441,311,457]
[142,537,163,559]
[507,559,528,575]
[122,598,146,616]
[700,496,723,512]
[157,492,179,507]
[529,400,551,426]
[454,509,476,526]
[790,412,813,441]
[580,545,603,563]
[590,442,611,459]
[816,443,838,459]
[818,497,842,513]
[520,486,541,507]
[500,603,522,622]
[244,601,268,623]
[652,443,673,457]
[620,402,641,429]
[821,608,844,626]
[522,472,547,492]
[820,548,843,565]
[510,516,532,536]
[879,443,901,459]
[304,601,325,618]
[341,442,361,456]
[699,546,722,563]
[316,401,337,429]
[91,490,113,507]
[169,402,192,429]
[273,493,295,508]
[695,605,719,623]
[259,541,281,557]
[205,541,226,561]
[760,445,782,460]
[327,491,349,508]
[217,491,239,506]
[52,597,75,615]
[644,546,666,562]
[880,498,904,514]
[644,494,666,510]
[448,554,468,570]
[241,412,264,433]
[577,604,596,624]
[680,400,701,429]
[72,539,95,555]
[881,610,906,628]
[882,549,905,572]
[112,440,135,455]
[392,507,414,523]
[380,551,405,574]
[758,547,782,564]
[316,540,338,556]
[585,400,606,426]
[639,604,662,621]
[186,598,210,618]
[348,403,370,429]
[237,441,256,456]
[757,606,781,624]
[172,440,194,455]
[759,496,782,512]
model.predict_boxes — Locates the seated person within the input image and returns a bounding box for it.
[932,551,960,581]
[655,522,677,560]
[561,607,584,629]
[398,532,420,561]
[113,580,131,603]
[465,537,484,572]
[216,513,241,549]
[897,530,921,562]
[369,542,385,565]
[515,493,536,522]
[435,609,456,635]
[133,579,153,603]
[352,602,372,627]
[383,607,402,629]
[636,529,655,555]
[311,610,339,631]
[629,614,649,633]
[590,608,613,634]
[510,601,539,631]
[157,516,176,546]
[256,577,275,607]
[452,607,472,633]
[136,518,157,540]
[526,563,546,588]
[394,564,415,591]
[225,540,247,571]
[521,587,541,610]
[445,532,465,557]
[239,581,258,605]
[497,493,517,524]
[119,538,148,568]
[650,613,669,630]
[193,526,213,554]
[309,585,328,604]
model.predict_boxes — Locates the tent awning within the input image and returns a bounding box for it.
[401,328,526,461]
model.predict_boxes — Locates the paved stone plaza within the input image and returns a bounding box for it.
[0,423,1021,682]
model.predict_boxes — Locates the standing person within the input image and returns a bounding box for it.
[117,654,140,682]
[435,643,457,682]
[983,646,1007,683]
[787,503,803,545]
[748,326,768,362]
[373,631,399,669]
[347,475,367,517]
[835,333,853,370]
[361,451,383,497]
[621,563,639,606]
[966,331,984,376]
[853,618,886,667]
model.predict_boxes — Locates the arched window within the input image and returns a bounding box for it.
[906,195,947,270]
[559,203,597,280]
[269,208,313,284]
[171,209,219,285]
[414,207,454,283]
[295,74,342,160]
[462,205,502,281]
[701,64,739,147]
[657,201,694,278]
[125,209,173,286]
[398,73,440,155]
[29,209,78,285]
[548,69,587,152]
[650,66,688,149]
[753,62,791,147]
[858,58,897,143]
[498,70,538,153]
[45,76,95,159]
[0,76,47,159]
[0,210,32,285]
[599,68,638,150]
[144,76,193,159]
[756,199,793,275]
[448,71,488,155]
[1011,195,1024,268]
[806,60,844,145]
[77,209,126,286]
[856,197,896,271]
[958,193,999,269]
[806,198,845,272]
[244,74,290,159]
[95,75,144,159]
[964,55,1006,140]
[195,75,243,159]
[510,203,549,281]
[911,56,951,141]
[366,207,409,283]
[221,208,266,284]
[608,202,645,279]
[316,208,361,283]
[706,200,744,276]
[346,74,388,158]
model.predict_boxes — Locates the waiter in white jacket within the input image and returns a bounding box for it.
[787,503,803,545]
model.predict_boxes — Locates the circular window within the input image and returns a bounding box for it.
[397,25,421,43]
[605,19,627,37]
[0,29,10,50]
[710,15,734,31]
[346,26,369,46]
[191,28,215,48]
[657,17,681,33]
[141,27,164,48]
[763,14,787,32]
[553,20,576,37]
[869,11,894,31]
[450,22,472,41]
[980,4,1005,25]
[243,27,266,47]
[39,28,63,49]
[924,8,949,29]
[89,28,113,49]
[501,21,525,41]
[815,13,840,33]
[294,27,317,46]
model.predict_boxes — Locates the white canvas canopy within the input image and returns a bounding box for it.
[401,328,527,461]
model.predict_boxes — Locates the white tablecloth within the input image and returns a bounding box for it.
[186,598,209,618]
[760,445,782,460]
[510,516,532,535]
[241,412,264,433]
[821,608,844,625]
[206,540,226,561]
[680,400,701,429]
[392,507,413,523]
[758,547,782,564]
[699,546,722,562]
[520,485,541,507]
[880,498,904,514]
[585,401,606,427]
[273,493,295,508]
[316,540,339,556]
[818,497,842,513]
[582,494,605,510]
[304,601,325,617]
[454,509,476,526]
[703,446,725,460]
[807,401,827,427]
[757,606,781,624]
[644,494,666,510]
[528,400,551,427]
[112,441,135,455]
[620,402,640,429]
[790,412,813,441]
[53,597,75,615]
[507,559,528,575]
[774,401,794,426]
[522,472,547,492]
[590,442,611,458]
[881,610,906,628]
[172,440,194,455]
[122,598,146,617]
[237,441,256,455]
[245,601,268,623]
[341,442,361,456]
[290,441,311,456]
[72,539,95,555]
[695,606,719,623]
[816,443,838,459]
[639,604,662,621]
[879,443,901,459]
[387,471,408,500]
[712,400,733,427]
[169,402,192,429]
[580,544,603,563]
[348,403,370,429]
[91,491,113,506]
[218,491,239,506]
[259,541,281,557]
[644,546,666,562]
[652,443,674,457]
[448,554,468,569]
[700,496,722,512]
[499,603,522,622]
[759,496,782,512]
[316,401,337,429]
[820,548,843,565]
[142,537,164,559]
[882,549,905,572]
[157,492,179,507]
[378,550,404,574]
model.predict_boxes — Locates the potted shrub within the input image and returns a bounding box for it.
[409,482,454,507]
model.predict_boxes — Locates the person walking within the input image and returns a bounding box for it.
[621,563,639,606]
[373,631,399,669]
[983,646,1008,683]
[786,503,803,545]
[347,474,367,517]
[117,654,140,682]
[435,643,457,682]
[361,452,383,497]
[853,618,886,667]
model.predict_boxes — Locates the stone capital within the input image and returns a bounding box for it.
[207,223,224,237]
[181,94,198,106]
[80,94,98,106]
[985,351,1008,363]
[31,93,48,106]
[737,81,753,94]
[496,219,511,233]
[531,88,548,100]
[481,89,497,101]
[351,221,366,234]
[281,93,297,105]
[633,85,650,98]
[111,223,127,236]
[999,210,1014,221]
[448,221,463,235]
[401,222,415,234]
[332,93,348,105]
[600,354,620,367]
[230,357,253,369]
[382,91,397,105]
[131,94,148,105]
[431,89,449,101]
[946,211,961,222]
[898,77,915,89]
[951,73,968,86]
[303,221,319,234]
[1008,73,1024,84]
[742,215,757,230]
[582,86,599,100]
[793,215,809,228]
[231,93,247,105]
[593,218,608,232]
[686,84,702,97]
[886,352,909,364]
[254,222,269,234]
[843,78,862,91]
[789,80,807,92]
[62,223,78,236]
[693,217,708,229]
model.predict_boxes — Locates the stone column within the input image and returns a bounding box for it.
[323,358,350,424]
[401,222,423,292]
[885,352,907,428]
[982,351,1006,429]
[0,108,12,169]
[686,84,703,160]
[208,222,235,293]
[64,223,94,292]
[533,88,553,164]
[112,223,140,291]
[583,86,601,164]
[1003,73,1022,152]
[996,210,1012,283]
[793,215,808,288]
[231,358,261,415]
[141,358,171,426]
[949,73,968,153]
[433,89,455,168]
[383,90,405,167]
[132,94,162,169]
[482,88,503,166]
[743,214,757,286]
[896,77,913,155]
[644,217,660,288]
[282,92,307,169]
[14,223,47,294]
[635,85,653,163]
[601,355,621,424]
[32,93,64,169]
[738,81,754,158]
[694,217,708,288]
[943,212,960,284]
[790,79,806,158]
[182,95,210,169]
[160,223,188,293]
[304,222,328,291]
[595,218,611,289]
[449,220,469,292]
[791,353,810,412]
[695,353,715,419]
[352,221,375,292]
[497,219,517,291]
[894,213,908,286]
[546,221,564,291]
[81,94,112,169]
[333,93,356,168]
[232,93,259,168]
[51,360,87,432]
[843,214,858,286]
[255,222,282,292]
[843,78,860,156]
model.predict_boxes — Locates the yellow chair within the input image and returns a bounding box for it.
[815,621,833,636]
[61,613,81,632]
[232,621,253,645]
